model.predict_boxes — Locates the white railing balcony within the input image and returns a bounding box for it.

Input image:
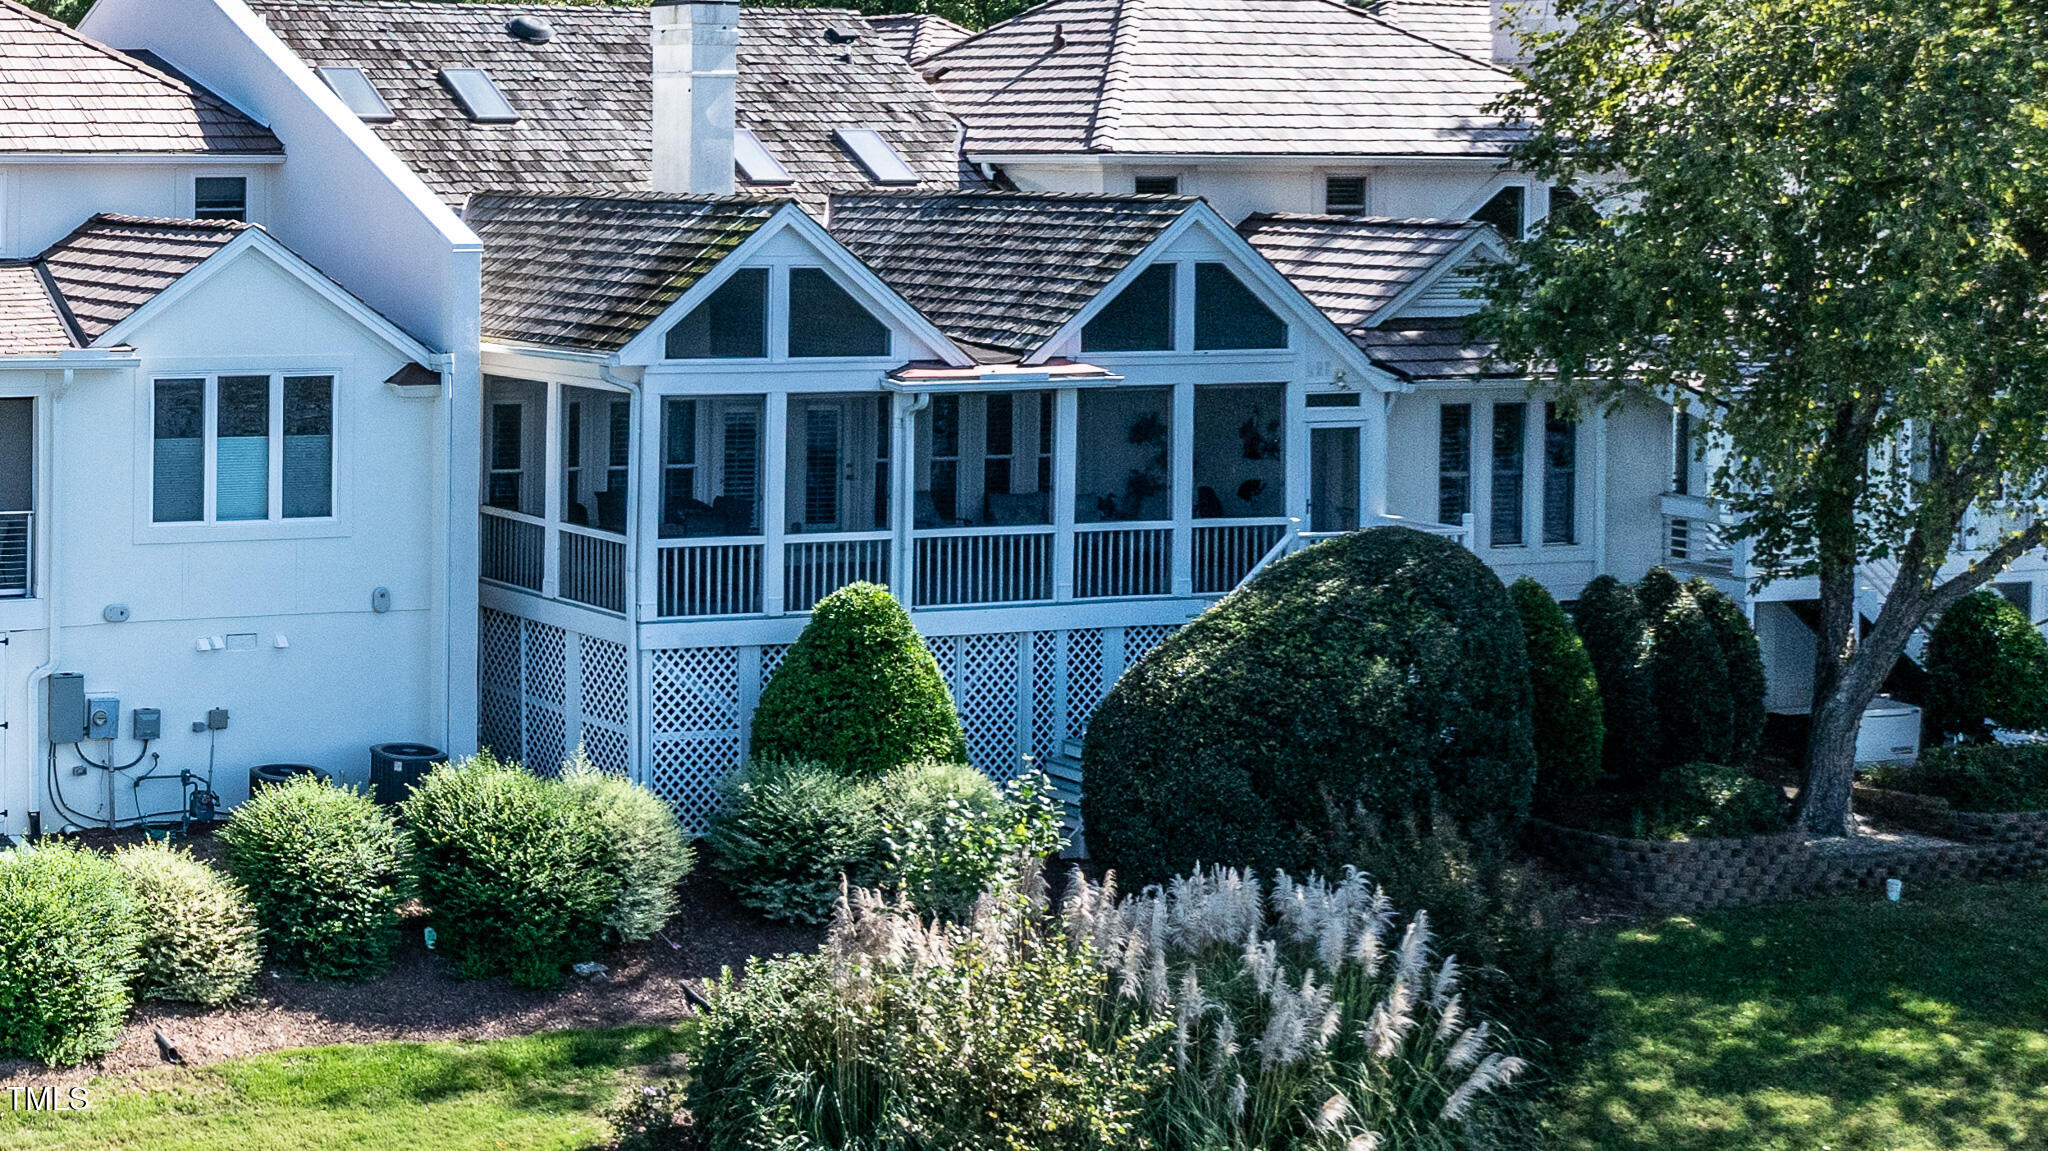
[913,526,1054,608]
[0,511,29,599]
[480,507,545,592]
[786,532,892,612]
[1661,492,1738,576]
[559,524,627,614]
[1073,522,1173,599]
[1192,519,1291,594]
[658,538,764,618]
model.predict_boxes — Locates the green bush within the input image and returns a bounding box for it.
[1924,590,2048,740]
[1644,762,1789,838]
[0,843,143,1066]
[1511,576,1606,801]
[749,583,966,776]
[403,753,619,988]
[881,762,1066,922]
[707,759,885,925]
[1084,527,1537,884]
[558,752,695,942]
[1571,575,1661,788]
[1869,744,2048,813]
[1690,577,1769,766]
[1643,584,1736,771]
[221,774,411,982]
[110,842,261,1006]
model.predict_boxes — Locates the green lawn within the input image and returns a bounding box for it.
[0,1027,689,1151]
[1551,875,2048,1150]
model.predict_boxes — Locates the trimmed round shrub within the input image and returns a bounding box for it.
[1510,576,1605,800]
[111,842,261,1005]
[1644,585,1736,771]
[1083,527,1537,883]
[221,774,411,982]
[1690,577,1768,765]
[559,753,695,942]
[708,759,885,925]
[0,842,143,1066]
[879,761,1066,922]
[403,753,619,989]
[749,583,966,776]
[1635,565,1686,619]
[1924,590,2048,739]
[1571,574,1660,788]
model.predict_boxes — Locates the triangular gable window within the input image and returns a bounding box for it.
[1082,263,1175,352]
[1194,263,1285,350]
[666,267,767,359]
[789,268,889,358]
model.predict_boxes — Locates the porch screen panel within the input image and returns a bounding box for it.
[1436,403,1471,525]
[1491,403,1525,546]
[1076,388,1172,522]
[662,399,697,521]
[1082,264,1175,352]
[721,408,760,532]
[1193,383,1285,517]
[788,268,889,358]
[153,379,204,523]
[283,376,333,519]
[666,268,767,359]
[804,405,840,527]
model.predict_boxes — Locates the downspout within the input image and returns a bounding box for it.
[600,364,651,777]
[26,369,71,824]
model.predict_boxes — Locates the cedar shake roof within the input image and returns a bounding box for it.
[250,0,979,206]
[0,0,280,155]
[0,264,72,354]
[827,190,1188,361]
[919,0,1520,157]
[466,192,784,352]
[1237,212,1503,378]
[868,12,974,62]
[37,215,251,343]
[1364,0,1494,60]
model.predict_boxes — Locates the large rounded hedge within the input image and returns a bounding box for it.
[1571,575,1659,789]
[1510,576,1605,801]
[749,583,966,776]
[1082,527,1537,882]
[0,843,143,1066]
[1925,590,2048,739]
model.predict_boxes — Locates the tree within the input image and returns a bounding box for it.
[750,583,966,776]
[744,0,1032,33]
[1480,0,2048,833]
[1922,591,2048,741]
[1509,576,1606,800]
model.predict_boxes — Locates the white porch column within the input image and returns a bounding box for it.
[1052,387,1078,601]
[1171,380,1195,597]
[1593,405,1610,574]
[1366,393,1391,522]
[892,392,918,606]
[762,390,788,616]
[541,380,563,600]
[637,391,664,619]
[1283,378,1310,526]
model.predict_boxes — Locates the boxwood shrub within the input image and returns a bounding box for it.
[1510,576,1605,801]
[558,753,694,941]
[749,583,966,776]
[1571,574,1660,788]
[1869,743,2048,813]
[111,842,261,1005]
[1924,590,2048,740]
[403,752,619,988]
[221,773,412,982]
[1082,526,1537,883]
[0,842,143,1066]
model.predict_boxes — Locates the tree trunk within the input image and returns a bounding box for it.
[1796,680,1875,835]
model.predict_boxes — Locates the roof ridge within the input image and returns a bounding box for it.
[0,0,277,138]
[916,0,1077,66]
[1307,0,1511,73]
[1087,0,1142,151]
[82,212,256,231]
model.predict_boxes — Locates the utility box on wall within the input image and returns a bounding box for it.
[45,672,86,744]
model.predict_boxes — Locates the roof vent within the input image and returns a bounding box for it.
[506,14,554,43]
[1052,22,1067,50]
[824,25,860,44]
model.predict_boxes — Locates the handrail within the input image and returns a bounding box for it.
[911,523,1057,538]
[479,504,547,528]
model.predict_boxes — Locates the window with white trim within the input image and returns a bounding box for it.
[152,373,333,524]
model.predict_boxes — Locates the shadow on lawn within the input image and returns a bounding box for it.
[1552,877,2048,1151]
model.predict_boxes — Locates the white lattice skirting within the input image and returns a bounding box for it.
[479,609,1178,832]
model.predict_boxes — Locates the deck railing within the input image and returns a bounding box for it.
[1073,523,1172,598]
[913,527,1054,607]
[786,532,892,612]
[0,511,29,599]
[480,508,544,592]
[559,524,627,614]
[1661,493,1737,576]
[657,539,764,618]
[1192,520,1290,593]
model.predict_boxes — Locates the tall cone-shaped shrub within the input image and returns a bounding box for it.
[1689,577,1768,765]
[1571,575,1659,788]
[1644,585,1735,771]
[1510,576,1605,800]
[751,583,966,776]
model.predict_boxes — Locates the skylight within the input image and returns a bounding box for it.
[833,128,919,185]
[734,129,793,185]
[317,66,395,123]
[439,68,519,123]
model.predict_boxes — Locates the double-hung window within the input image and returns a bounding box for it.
[152,374,334,524]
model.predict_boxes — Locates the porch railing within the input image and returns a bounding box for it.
[1661,493,1737,576]
[559,524,627,614]
[786,532,892,612]
[658,539,764,618]
[913,527,1054,607]
[0,511,29,598]
[480,508,544,592]
[1073,523,1172,599]
[1192,520,1290,593]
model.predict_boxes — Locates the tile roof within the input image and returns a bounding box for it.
[37,215,251,343]
[868,12,974,63]
[1236,212,1499,377]
[827,190,1188,360]
[1363,0,1494,60]
[0,0,281,155]
[0,264,73,354]
[250,1,978,206]
[920,0,1520,157]
[466,191,784,352]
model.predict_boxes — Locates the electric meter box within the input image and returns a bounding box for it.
[87,698,120,741]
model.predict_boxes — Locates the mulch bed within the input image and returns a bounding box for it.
[2,826,822,1086]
